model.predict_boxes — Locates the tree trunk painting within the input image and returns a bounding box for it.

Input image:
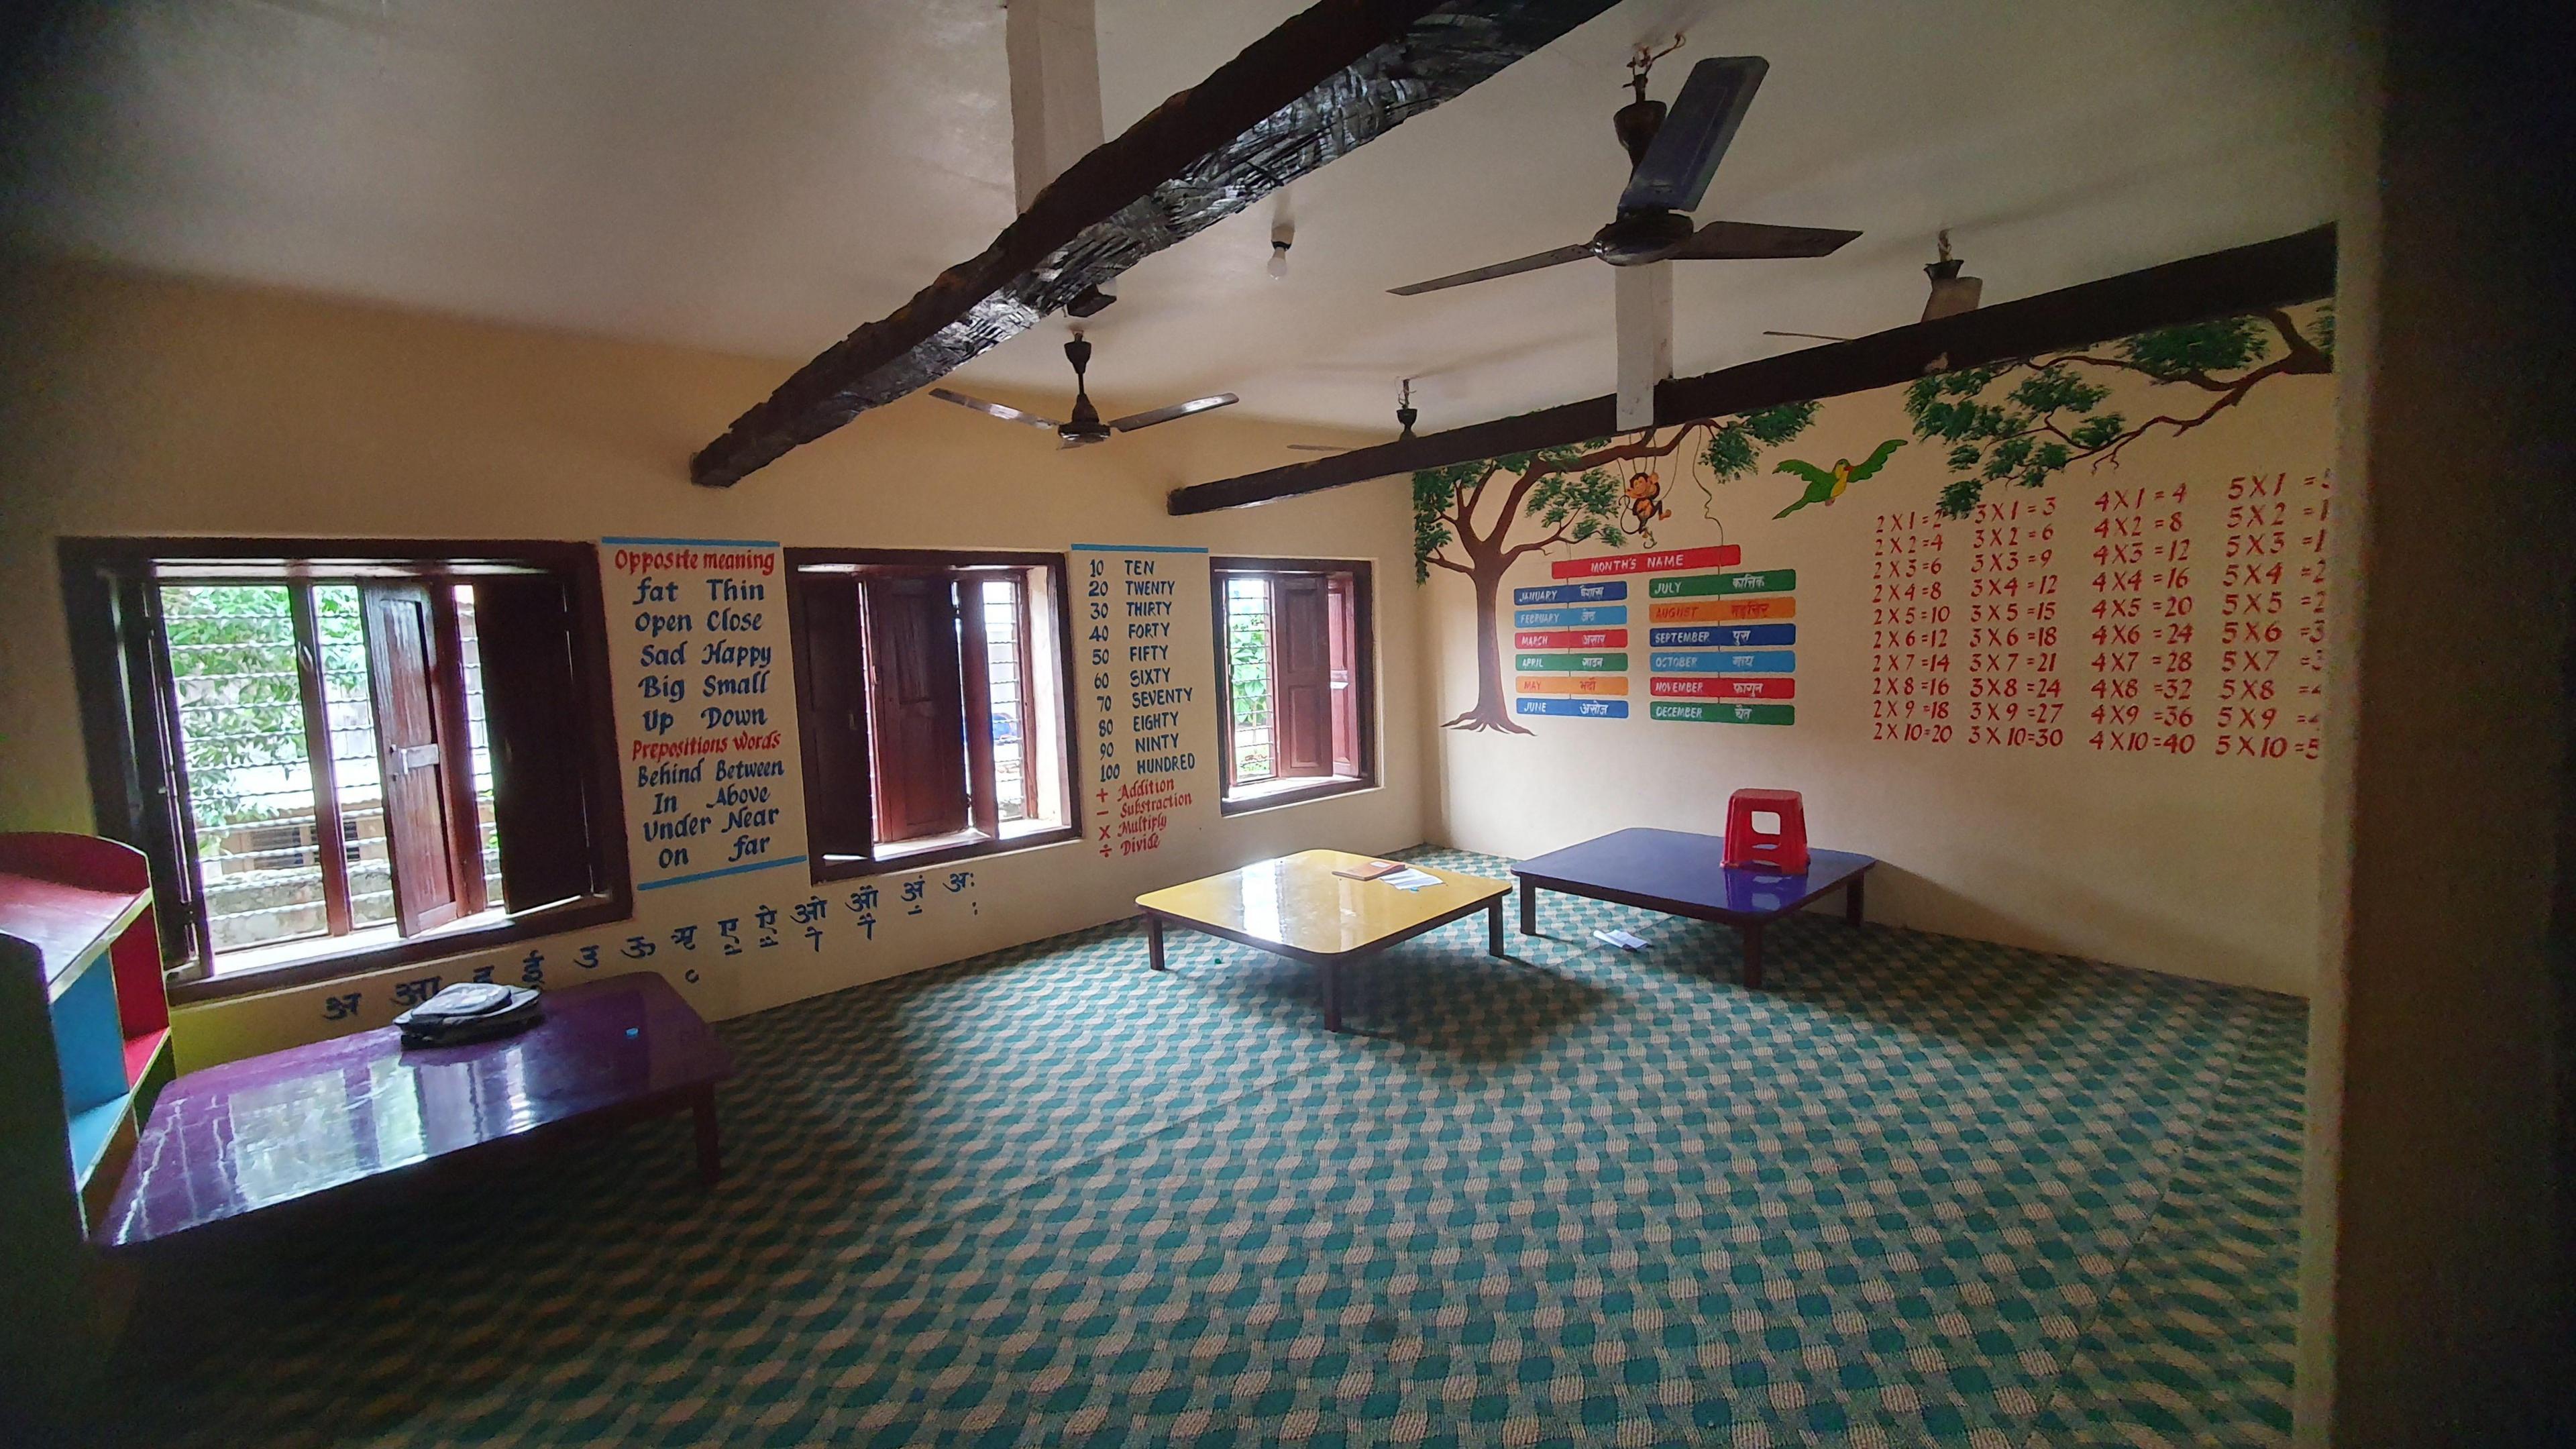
[1413,406,1819,733]
[1463,574,1510,732]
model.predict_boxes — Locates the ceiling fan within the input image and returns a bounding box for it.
[930,335,1236,448]
[1387,51,1860,298]
[1287,379,1421,453]
[1758,232,1986,344]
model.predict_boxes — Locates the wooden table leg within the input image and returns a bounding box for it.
[1518,879,1538,936]
[1846,874,1866,925]
[1146,913,1167,971]
[1320,960,1342,1033]
[1739,922,1765,989]
[692,1086,722,1187]
[1489,898,1505,957]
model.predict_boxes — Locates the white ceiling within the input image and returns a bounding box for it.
[1,0,2354,440]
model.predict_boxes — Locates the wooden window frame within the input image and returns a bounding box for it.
[1218,574,1279,793]
[1211,557,1377,816]
[785,548,1081,882]
[985,573,1043,823]
[58,537,633,1005]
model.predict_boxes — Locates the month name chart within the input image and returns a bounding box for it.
[1645,555,1798,728]
[1512,564,1638,722]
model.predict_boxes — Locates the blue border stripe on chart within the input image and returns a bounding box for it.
[637,855,808,892]
[1070,543,1211,554]
[601,537,782,548]
[1514,581,1629,605]
[1515,697,1630,718]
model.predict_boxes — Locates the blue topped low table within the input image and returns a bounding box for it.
[1510,827,1878,988]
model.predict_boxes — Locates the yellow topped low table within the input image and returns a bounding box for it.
[1136,850,1513,1032]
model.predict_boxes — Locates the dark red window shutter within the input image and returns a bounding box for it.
[1273,573,1334,779]
[474,575,600,910]
[862,574,971,843]
[957,574,1001,839]
[790,573,874,859]
[360,582,466,933]
[64,568,217,971]
[1328,572,1361,777]
[425,587,488,917]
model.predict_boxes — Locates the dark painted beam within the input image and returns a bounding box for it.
[692,0,1622,488]
[1167,223,2338,515]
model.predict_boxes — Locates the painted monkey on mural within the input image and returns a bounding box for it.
[1623,471,1671,541]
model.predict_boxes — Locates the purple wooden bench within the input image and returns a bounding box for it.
[96,971,731,1250]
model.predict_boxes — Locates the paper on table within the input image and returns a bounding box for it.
[1381,867,1444,892]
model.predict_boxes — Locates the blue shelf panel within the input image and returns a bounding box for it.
[50,950,130,1123]
[66,1096,128,1186]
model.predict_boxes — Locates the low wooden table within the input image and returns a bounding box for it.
[95,971,731,1250]
[1510,827,1878,988]
[1137,850,1512,1032]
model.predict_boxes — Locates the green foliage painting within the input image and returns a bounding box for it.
[1412,309,2328,735]
[1907,307,2332,517]
[1413,405,1817,733]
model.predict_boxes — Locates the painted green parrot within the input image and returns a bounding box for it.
[1771,438,1905,519]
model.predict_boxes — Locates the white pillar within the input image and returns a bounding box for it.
[1006,0,1105,212]
[1614,262,1673,433]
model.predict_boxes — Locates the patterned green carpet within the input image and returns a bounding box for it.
[95,847,2305,1448]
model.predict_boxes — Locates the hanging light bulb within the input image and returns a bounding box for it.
[1269,189,1294,280]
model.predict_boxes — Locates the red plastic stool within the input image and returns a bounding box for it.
[1722,789,1809,873]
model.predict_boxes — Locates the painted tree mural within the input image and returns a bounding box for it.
[1907,307,2333,517]
[1414,404,1817,733]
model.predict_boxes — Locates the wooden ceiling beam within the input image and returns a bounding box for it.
[691,0,1624,488]
[1165,223,2338,515]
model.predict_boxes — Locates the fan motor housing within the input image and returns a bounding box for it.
[1591,209,1695,266]
[1613,97,1666,168]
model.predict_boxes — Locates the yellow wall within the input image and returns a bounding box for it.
[0,260,1424,1069]
[1420,329,2337,996]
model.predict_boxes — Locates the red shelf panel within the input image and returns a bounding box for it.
[123,1026,170,1090]
[0,875,151,996]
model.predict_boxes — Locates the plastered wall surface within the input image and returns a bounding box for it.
[1420,331,2337,996]
[0,261,1421,1069]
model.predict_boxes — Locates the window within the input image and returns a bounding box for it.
[60,539,630,1000]
[1211,557,1375,812]
[786,550,1077,878]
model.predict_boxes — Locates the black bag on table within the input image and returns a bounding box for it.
[394,981,543,1046]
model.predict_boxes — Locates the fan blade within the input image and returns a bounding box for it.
[1617,56,1767,215]
[930,388,1061,431]
[1387,243,1595,296]
[1287,443,1352,453]
[1107,393,1239,432]
[1668,219,1861,260]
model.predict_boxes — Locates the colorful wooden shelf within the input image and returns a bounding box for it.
[0,831,173,1421]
